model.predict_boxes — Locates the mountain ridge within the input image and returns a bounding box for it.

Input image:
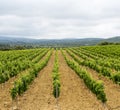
[0,36,120,47]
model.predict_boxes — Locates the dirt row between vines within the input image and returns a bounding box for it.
[12,51,56,110]
[0,51,51,110]
[1,50,115,110]
[58,51,104,110]
[65,50,120,110]
[18,50,105,110]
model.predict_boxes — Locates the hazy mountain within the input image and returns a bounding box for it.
[0,37,34,43]
[0,37,103,46]
[104,36,120,42]
[0,36,120,47]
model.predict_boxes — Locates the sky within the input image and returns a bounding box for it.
[0,0,120,39]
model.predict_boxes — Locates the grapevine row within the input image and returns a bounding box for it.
[66,49,120,85]
[81,45,120,59]
[74,48,120,71]
[61,50,107,103]
[10,50,52,100]
[52,49,60,98]
[0,49,49,84]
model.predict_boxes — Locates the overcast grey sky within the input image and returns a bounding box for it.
[0,0,120,39]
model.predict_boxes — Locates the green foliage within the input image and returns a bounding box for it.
[67,49,112,78]
[10,87,17,100]
[98,41,120,46]
[10,50,52,100]
[52,50,60,98]
[68,47,120,84]
[98,42,114,45]
[53,79,60,98]
[62,50,107,103]
[0,48,49,84]
[69,47,120,71]
[112,72,120,85]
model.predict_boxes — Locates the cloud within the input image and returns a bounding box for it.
[0,0,120,39]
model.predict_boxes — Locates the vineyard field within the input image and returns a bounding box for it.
[0,45,120,110]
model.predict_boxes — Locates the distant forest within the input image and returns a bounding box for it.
[0,41,120,51]
[0,36,120,50]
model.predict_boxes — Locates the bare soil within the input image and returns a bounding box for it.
[0,76,16,110]
[66,50,120,110]
[87,68,120,110]
[0,50,119,110]
[58,51,105,110]
[12,51,56,110]
[0,51,54,110]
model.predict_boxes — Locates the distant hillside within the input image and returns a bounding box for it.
[0,36,120,49]
[0,37,34,44]
[0,37,103,47]
[104,36,120,42]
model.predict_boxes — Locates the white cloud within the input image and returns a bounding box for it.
[0,0,120,39]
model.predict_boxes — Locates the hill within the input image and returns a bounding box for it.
[0,37,103,47]
[0,36,120,49]
[104,36,120,42]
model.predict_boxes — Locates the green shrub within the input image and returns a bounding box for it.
[52,50,61,98]
[62,50,107,103]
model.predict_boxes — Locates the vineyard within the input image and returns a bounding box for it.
[0,45,120,110]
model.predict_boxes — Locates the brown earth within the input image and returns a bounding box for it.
[85,54,120,109]
[0,50,119,110]
[87,68,120,110]
[0,51,53,110]
[10,51,56,110]
[65,50,120,110]
[0,76,17,110]
[58,51,105,110]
